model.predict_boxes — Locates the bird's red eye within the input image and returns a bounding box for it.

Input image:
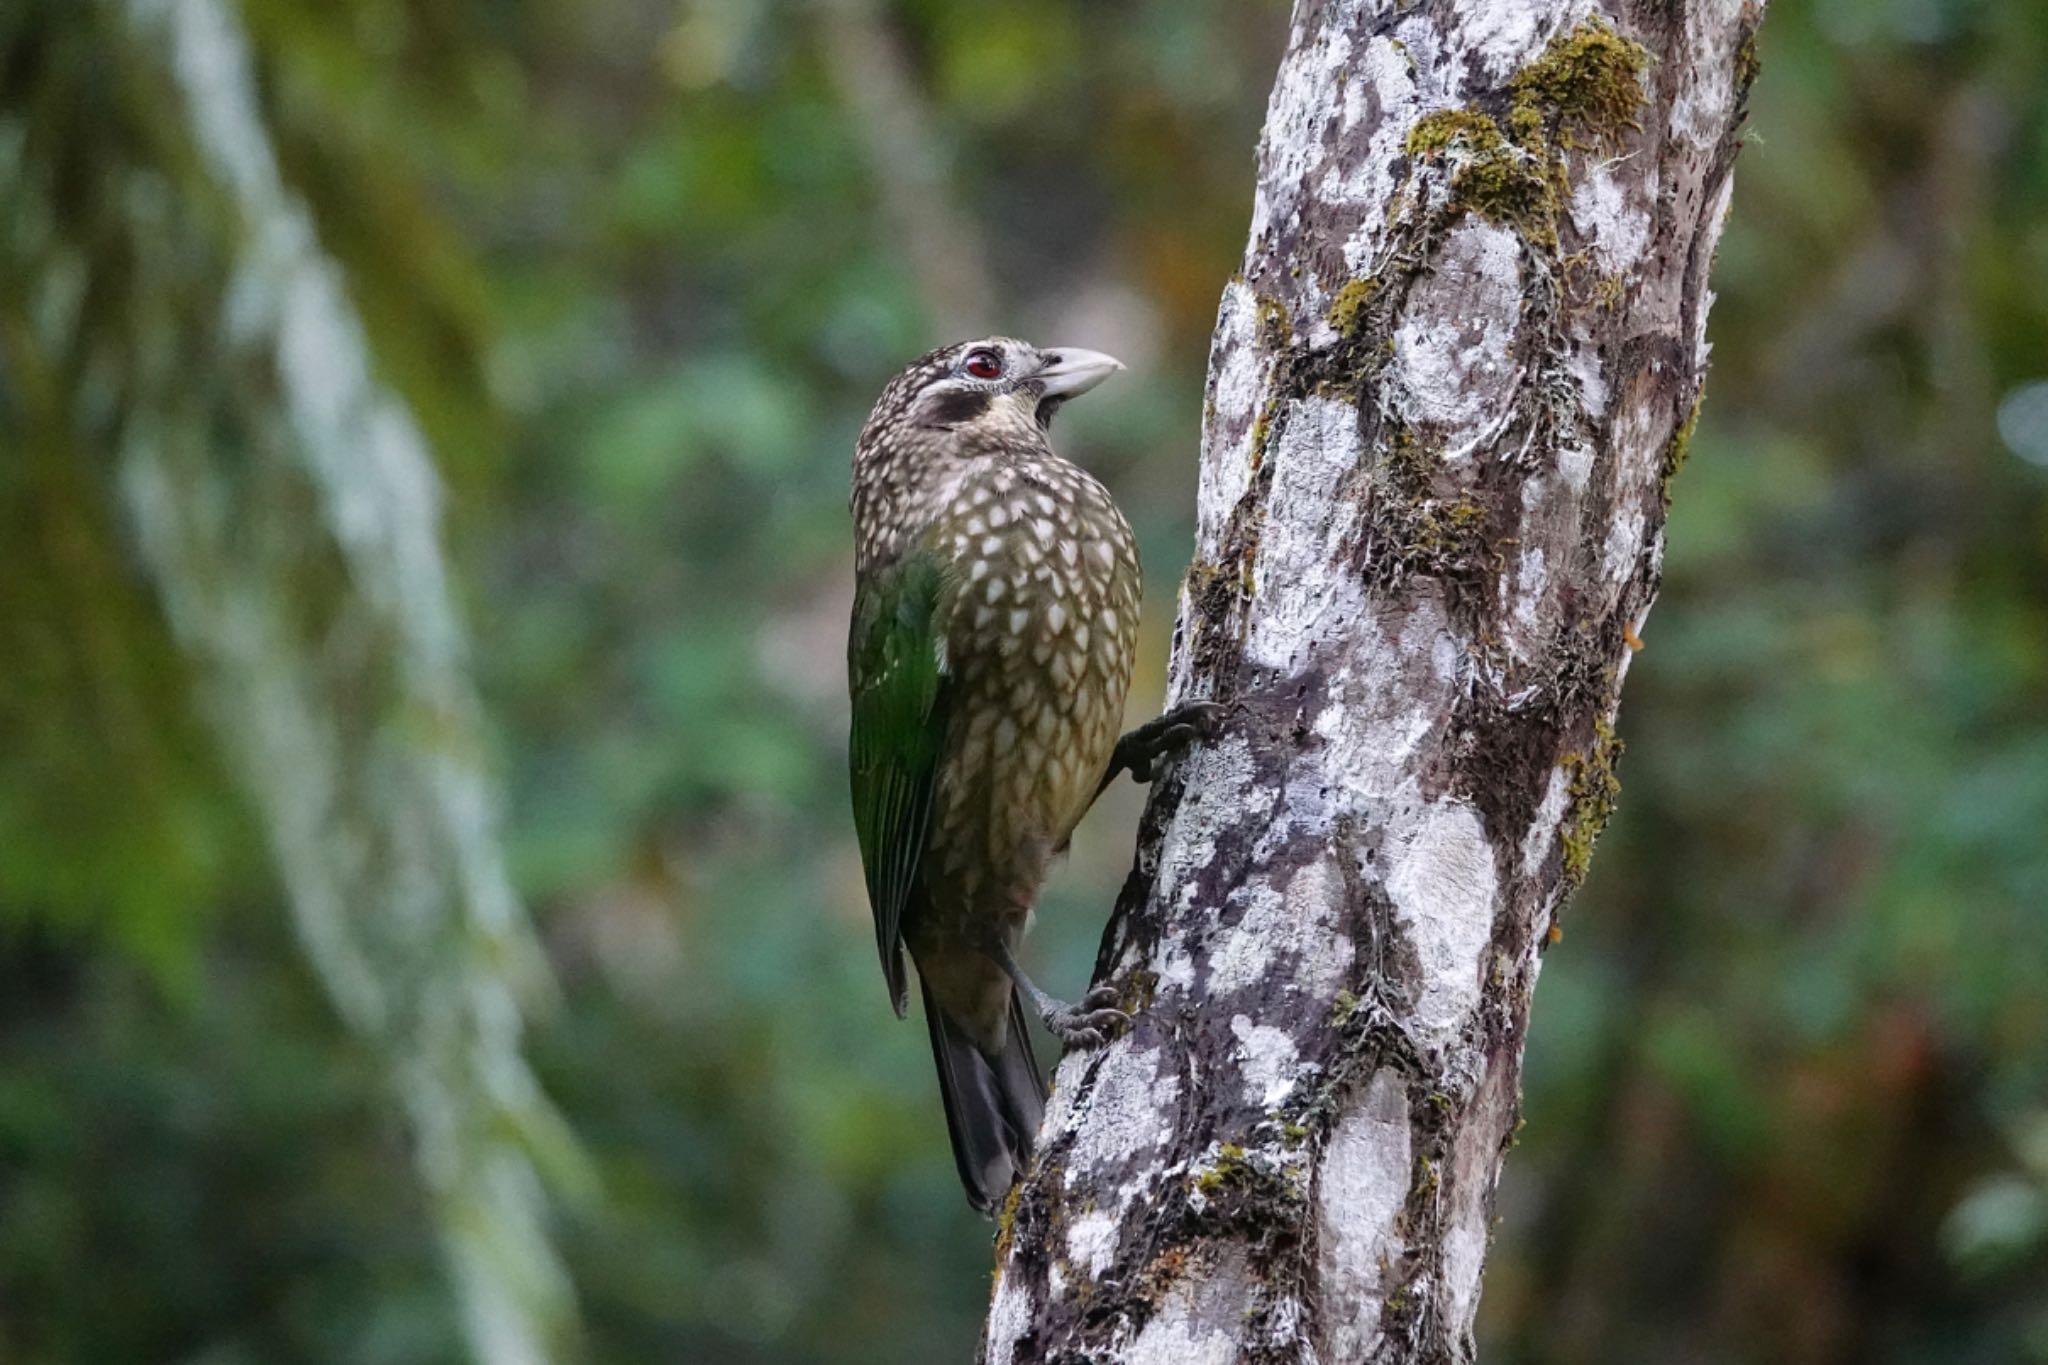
[964,349,1004,380]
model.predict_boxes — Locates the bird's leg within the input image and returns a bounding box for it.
[989,939,1128,1048]
[1092,700,1229,802]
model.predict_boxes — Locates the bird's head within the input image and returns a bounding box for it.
[861,337,1126,452]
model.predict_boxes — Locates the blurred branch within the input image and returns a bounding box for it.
[812,0,995,338]
[1763,81,2006,424]
[85,1,585,1360]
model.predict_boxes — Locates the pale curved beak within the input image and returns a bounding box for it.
[1034,347,1126,399]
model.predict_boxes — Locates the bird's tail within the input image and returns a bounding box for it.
[921,979,1047,1214]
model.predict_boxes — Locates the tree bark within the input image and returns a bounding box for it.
[983,2,1763,1361]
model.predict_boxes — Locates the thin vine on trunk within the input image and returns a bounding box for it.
[984,1,1763,1361]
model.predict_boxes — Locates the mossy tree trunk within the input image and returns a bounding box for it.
[982,2,1763,1361]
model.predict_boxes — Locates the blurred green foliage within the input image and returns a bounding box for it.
[3,0,2047,1362]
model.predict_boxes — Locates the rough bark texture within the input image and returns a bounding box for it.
[983,2,1763,1362]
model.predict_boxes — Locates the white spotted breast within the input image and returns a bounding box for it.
[924,455,1142,909]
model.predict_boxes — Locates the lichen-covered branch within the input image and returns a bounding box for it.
[983,2,1763,1361]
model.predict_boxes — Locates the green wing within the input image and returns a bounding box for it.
[848,551,950,1018]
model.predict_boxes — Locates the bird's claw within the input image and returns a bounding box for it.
[1042,984,1131,1048]
[1118,701,1228,782]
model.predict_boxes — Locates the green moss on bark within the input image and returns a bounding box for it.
[1404,108,1555,239]
[1661,391,1704,502]
[1508,18,1652,152]
[1402,19,1651,248]
[1559,716,1623,885]
[1325,276,1380,337]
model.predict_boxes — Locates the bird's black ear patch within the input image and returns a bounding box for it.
[923,388,993,428]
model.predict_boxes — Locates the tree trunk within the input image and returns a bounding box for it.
[983,2,1763,1361]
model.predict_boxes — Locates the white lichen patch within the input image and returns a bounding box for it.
[1390,222,1522,445]
[1063,1040,1183,1182]
[1414,595,1468,685]
[1518,763,1573,882]
[1321,34,1422,255]
[1343,34,1414,131]
[1440,1217,1488,1347]
[1245,395,1370,671]
[1317,1069,1412,1362]
[1602,504,1647,586]
[1153,936,1200,997]
[1449,0,1596,84]
[1504,460,1590,665]
[1311,603,1447,803]
[1569,162,1650,277]
[983,1262,1036,1365]
[1555,440,1597,493]
[1668,0,1743,149]
[1248,18,1358,245]
[1123,1249,1255,1365]
[1207,855,1355,1004]
[1613,386,1672,510]
[1317,688,1438,814]
[1230,1015,1301,1109]
[1197,281,1265,547]
[1066,1209,1122,1281]
[1382,794,1499,1046]
[1279,596,1459,862]
[1204,278,1253,421]
[1566,338,1612,422]
[1509,542,1549,646]
[1149,733,1262,966]
[1208,280,1263,425]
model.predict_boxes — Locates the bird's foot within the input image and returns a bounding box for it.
[1039,983,1130,1048]
[990,941,1132,1047]
[1112,700,1228,784]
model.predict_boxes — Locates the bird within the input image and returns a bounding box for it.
[846,336,1221,1213]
